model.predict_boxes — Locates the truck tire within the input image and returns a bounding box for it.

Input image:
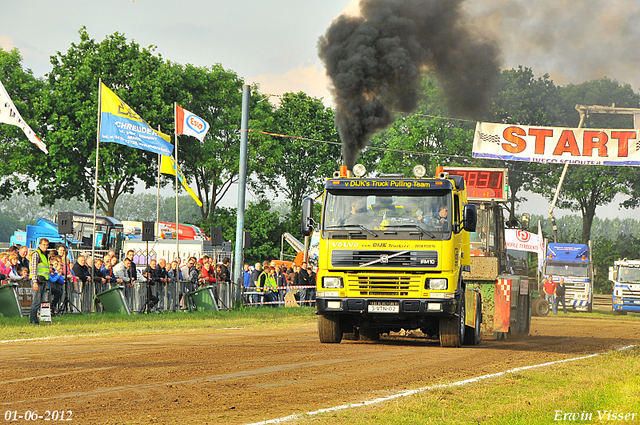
[587,302,593,313]
[612,309,627,316]
[440,298,465,347]
[531,298,549,317]
[318,314,343,343]
[463,295,482,346]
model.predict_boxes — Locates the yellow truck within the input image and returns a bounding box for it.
[301,165,481,347]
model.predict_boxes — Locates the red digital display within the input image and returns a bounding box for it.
[443,168,508,201]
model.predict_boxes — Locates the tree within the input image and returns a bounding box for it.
[367,72,475,176]
[255,91,341,216]
[211,200,288,265]
[0,48,46,199]
[483,67,562,221]
[34,28,175,217]
[169,64,271,226]
[532,78,640,243]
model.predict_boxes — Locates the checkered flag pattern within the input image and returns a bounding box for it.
[479,132,501,144]
[498,279,511,303]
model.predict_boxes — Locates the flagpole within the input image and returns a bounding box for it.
[156,127,161,238]
[91,78,103,312]
[174,103,179,264]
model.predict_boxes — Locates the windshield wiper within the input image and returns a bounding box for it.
[384,224,435,238]
[326,224,378,238]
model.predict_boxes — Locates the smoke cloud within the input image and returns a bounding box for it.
[318,0,501,169]
[464,0,640,89]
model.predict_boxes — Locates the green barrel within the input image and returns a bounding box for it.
[95,285,131,315]
[189,286,219,312]
[0,283,23,318]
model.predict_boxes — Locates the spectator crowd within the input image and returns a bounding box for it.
[1,241,316,322]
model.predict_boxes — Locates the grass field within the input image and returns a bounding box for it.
[0,306,318,341]
[300,346,640,425]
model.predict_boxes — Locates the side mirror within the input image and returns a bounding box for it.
[463,204,477,233]
[521,213,530,230]
[301,197,315,237]
[608,266,614,281]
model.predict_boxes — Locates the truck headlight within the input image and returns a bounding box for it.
[426,278,447,290]
[322,276,344,289]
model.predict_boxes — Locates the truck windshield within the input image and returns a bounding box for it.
[545,262,589,277]
[618,266,640,283]
[323,190,451,239]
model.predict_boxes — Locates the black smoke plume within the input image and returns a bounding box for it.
[318,0,501,169]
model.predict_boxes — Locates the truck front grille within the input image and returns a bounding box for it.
[332,250,438,268]
[346,274,423,297]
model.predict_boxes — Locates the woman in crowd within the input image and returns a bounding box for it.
[0,252,11,277]
[200,261,216,287]
[7,253,24,281]
[168,260,182,283]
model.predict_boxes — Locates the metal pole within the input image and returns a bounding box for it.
[91,78,103,311]
[175,103,180,264]
[233,85,251,305]
[548,106,586,243]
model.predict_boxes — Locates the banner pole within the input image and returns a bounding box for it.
[91,78,103,311]
[175,103,179,264]
[156,127,161,239]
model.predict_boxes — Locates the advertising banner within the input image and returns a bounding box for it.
[505,228,543,254]
[473,122,640,166]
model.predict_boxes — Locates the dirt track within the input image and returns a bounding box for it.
[1,315,639,425]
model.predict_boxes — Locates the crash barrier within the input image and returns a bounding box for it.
[241,285,317,307]
[8,278,231,316]
[0,281,23,317]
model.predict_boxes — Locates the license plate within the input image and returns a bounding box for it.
[368,301,399,313]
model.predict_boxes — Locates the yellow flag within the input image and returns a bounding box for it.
[160,155,203,207]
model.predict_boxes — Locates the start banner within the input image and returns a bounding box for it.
[473,122,640,166]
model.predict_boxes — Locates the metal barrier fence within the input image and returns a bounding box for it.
[4,278,234,315]
[241,285,316,307]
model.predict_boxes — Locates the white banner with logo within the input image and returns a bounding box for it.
[505,229,543,255]
[473,122,640,166]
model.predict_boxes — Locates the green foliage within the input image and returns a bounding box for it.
[0,212,35,242]
[204,200,291,265]
[529,77,640,243]
[0,47,46,198]
[368,73,476,177]
[254,91,341,212]
[35,28,175,217]
[169,64,272,222]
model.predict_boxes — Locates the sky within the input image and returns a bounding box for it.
[2,0,640,220]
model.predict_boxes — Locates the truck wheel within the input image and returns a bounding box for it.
[440,298,465,347]
[612,309,627,316]
[318,314,343,343]
[587,302,593,313]
[532,299,549,317]
[463,295,482,346]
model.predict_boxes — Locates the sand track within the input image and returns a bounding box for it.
[1,316,638,424]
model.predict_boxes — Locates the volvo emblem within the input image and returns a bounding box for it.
[380,254,389,264]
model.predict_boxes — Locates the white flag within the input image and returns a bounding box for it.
[176,104,210,142]
[0,79,47,154]
[537,220,544,272]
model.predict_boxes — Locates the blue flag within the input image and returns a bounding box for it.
[99,83,173,156]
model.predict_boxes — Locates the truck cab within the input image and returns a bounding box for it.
[609,259,640,315]
[302,165,480,347]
